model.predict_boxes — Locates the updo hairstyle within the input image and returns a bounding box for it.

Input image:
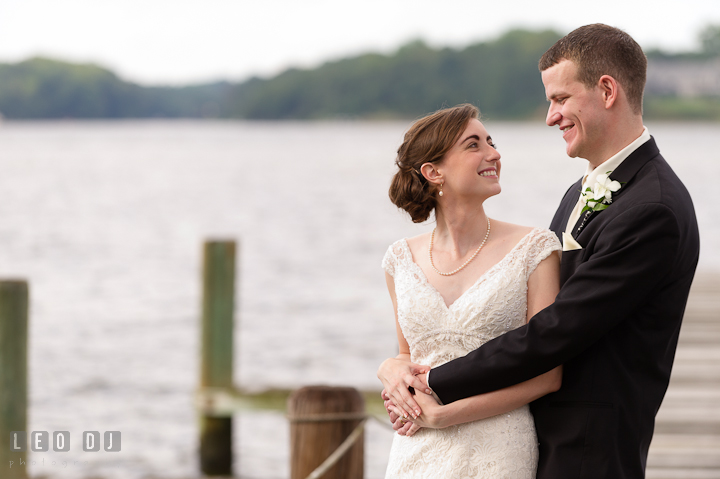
[389,104,479,223]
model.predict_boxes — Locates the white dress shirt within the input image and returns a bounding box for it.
[564,127,651,236]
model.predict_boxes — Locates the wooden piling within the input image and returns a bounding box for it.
[0,281,29,479]
[288,386,365,479]
[199,241,236,476]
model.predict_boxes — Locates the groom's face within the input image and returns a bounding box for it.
[542,59,607,164]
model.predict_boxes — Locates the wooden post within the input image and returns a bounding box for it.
[199,241,236,476]
[288,386,364,479]
[0,281,29,479]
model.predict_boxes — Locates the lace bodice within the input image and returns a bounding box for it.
[382,227,561,479]
[383,227,560,368]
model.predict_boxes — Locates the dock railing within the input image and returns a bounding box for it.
[195,240,392,478]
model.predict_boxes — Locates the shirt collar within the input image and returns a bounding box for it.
[581,126,651,189]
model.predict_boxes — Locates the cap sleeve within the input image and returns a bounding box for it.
[524,228,562,280]
[382,239,409,278]
[382,244,396,277]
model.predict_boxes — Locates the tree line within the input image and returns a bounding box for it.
[0,58,233,118]
[0,27,718,120]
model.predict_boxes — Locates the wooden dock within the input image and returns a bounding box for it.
[647,273,720,478]
[195,273,720,478]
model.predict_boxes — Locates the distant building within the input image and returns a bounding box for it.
[647,58,720,97]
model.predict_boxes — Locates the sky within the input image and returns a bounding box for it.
[1,0,719,86]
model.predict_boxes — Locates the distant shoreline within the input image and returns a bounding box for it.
[1,28,719,122]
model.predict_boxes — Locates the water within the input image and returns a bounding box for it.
[0,120,717,478]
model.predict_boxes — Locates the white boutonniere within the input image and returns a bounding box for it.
[580,172,622,213]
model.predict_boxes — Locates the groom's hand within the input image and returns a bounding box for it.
[377,358,431,419]
[382,389,398,420]
[381,389,400,425]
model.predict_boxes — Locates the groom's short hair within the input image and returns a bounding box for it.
[539,23,647,115]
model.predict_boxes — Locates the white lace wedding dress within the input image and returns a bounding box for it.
[382,227,561,479]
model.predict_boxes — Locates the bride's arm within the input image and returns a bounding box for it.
[397,252,562,433]
[406,366,561,430]
[377,271,432,420]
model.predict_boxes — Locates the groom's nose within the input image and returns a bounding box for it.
[546,107,562,127]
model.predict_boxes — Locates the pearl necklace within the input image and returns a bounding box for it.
[429,217,491,276]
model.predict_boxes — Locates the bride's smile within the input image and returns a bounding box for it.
[425,118,502,203]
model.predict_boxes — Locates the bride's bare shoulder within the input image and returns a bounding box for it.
[491,219,536,241]
[405,232,432,257]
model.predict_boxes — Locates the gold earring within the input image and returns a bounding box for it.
[439,183,444,197]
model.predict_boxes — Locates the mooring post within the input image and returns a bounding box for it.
[288,386,365,479]
[0,280,29,479]
[199,241,236,476]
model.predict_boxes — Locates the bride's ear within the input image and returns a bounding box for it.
[421,163,442,186]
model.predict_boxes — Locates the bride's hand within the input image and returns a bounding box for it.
[387,387,446,437]
[377,358,431,419]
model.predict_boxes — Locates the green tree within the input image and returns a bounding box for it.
[229,29,562,120]
[700,24,720,57]
[0,57,232,119]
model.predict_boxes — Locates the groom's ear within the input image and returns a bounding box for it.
[598,74,619,109]
[420,163,442,185]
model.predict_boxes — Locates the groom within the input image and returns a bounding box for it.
[379,24,700,479]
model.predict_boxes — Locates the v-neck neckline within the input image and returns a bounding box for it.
[400,228,538,310]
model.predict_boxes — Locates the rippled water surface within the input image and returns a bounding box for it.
[0,120,716,478]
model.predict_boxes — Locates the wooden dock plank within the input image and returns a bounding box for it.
[648,274,720,474]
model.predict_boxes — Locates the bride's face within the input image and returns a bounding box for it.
[435,119,501,200]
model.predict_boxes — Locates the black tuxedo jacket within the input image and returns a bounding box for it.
[429,138,700,479]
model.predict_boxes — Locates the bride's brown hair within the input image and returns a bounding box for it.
[389,103,479,223]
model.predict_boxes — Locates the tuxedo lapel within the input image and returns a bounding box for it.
[603,137,660,199]
[571,137,661,239]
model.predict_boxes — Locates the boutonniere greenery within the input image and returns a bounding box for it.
[580,172,622,213]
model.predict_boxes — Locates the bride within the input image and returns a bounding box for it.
[378,104,562,478]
